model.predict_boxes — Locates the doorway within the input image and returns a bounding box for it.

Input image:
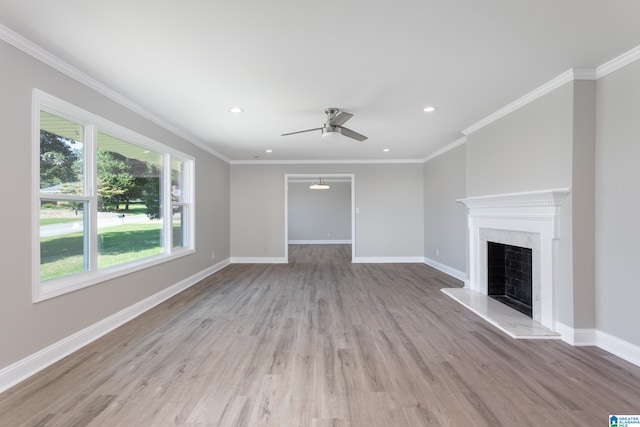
[284,174,355,263]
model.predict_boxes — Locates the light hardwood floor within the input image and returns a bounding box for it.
[1,245,639,426]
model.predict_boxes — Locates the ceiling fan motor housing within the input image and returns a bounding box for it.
[324,107,340,118]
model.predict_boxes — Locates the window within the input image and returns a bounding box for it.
[34,90,194,301]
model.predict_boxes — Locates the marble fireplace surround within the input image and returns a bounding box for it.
[447,188,570,337]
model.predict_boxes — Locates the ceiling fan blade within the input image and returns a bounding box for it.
[340,126,368,142]
[329,112,353,127]
[281,127,323,136]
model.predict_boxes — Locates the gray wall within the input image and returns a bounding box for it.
[423,144,467,273]
[231,163,424,259]
[288,181,351,242]
[595,60,640,346]
[466,82,574,196]
[0,39,230,369]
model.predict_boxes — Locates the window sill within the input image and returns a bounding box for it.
[33,248,195,303]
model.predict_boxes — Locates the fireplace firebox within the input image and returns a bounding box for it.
[487,242,533,317]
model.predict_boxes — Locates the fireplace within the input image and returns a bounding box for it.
[487,242,533,317]
[457,189,570,331]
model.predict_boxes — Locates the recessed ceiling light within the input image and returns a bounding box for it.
[266,149,273,153]
[423,106,437,113]
[383,148,390,152]
[229,107,244,113]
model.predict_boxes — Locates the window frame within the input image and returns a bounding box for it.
[32,89,195,302]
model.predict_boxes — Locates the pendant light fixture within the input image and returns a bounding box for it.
[309,177,330,190]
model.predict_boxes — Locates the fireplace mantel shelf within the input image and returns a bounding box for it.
[457,188,571,209]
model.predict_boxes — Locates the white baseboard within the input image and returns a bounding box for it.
[555,322,597,346]
[554,323,639,367]
[352,256,424,263]
[230,257,287,264]
[596,329,640,368]
[288,240,352,244]
[423,257,467,282]
[0,258,231,394]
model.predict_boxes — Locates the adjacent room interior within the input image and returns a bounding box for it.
[286,174,355,262]
[1,1,640,425]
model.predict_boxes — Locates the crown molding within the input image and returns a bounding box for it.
[422,137,467,163]
[462,69,595,136]
[596,44,640,79]
[459,44,640,138]
[0,23,230,164]
[5,21,638,166]
[229,158,424,165]
[422,41,640,161]
[572,68,598,80]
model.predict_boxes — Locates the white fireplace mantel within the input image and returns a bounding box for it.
[457,188,570,331]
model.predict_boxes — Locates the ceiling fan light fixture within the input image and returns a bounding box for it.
[309,177,330,190]
[321,127,342,140]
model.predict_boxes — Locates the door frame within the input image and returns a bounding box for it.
[284,173,356,263]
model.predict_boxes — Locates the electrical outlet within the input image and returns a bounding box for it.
[436,249,440,257]
[211,251,215,260]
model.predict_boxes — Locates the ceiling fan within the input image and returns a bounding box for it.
[281,108,368,141]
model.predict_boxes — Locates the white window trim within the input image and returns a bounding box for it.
[32,89,195,302]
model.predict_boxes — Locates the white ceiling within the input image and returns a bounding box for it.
[2,1,640,162]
